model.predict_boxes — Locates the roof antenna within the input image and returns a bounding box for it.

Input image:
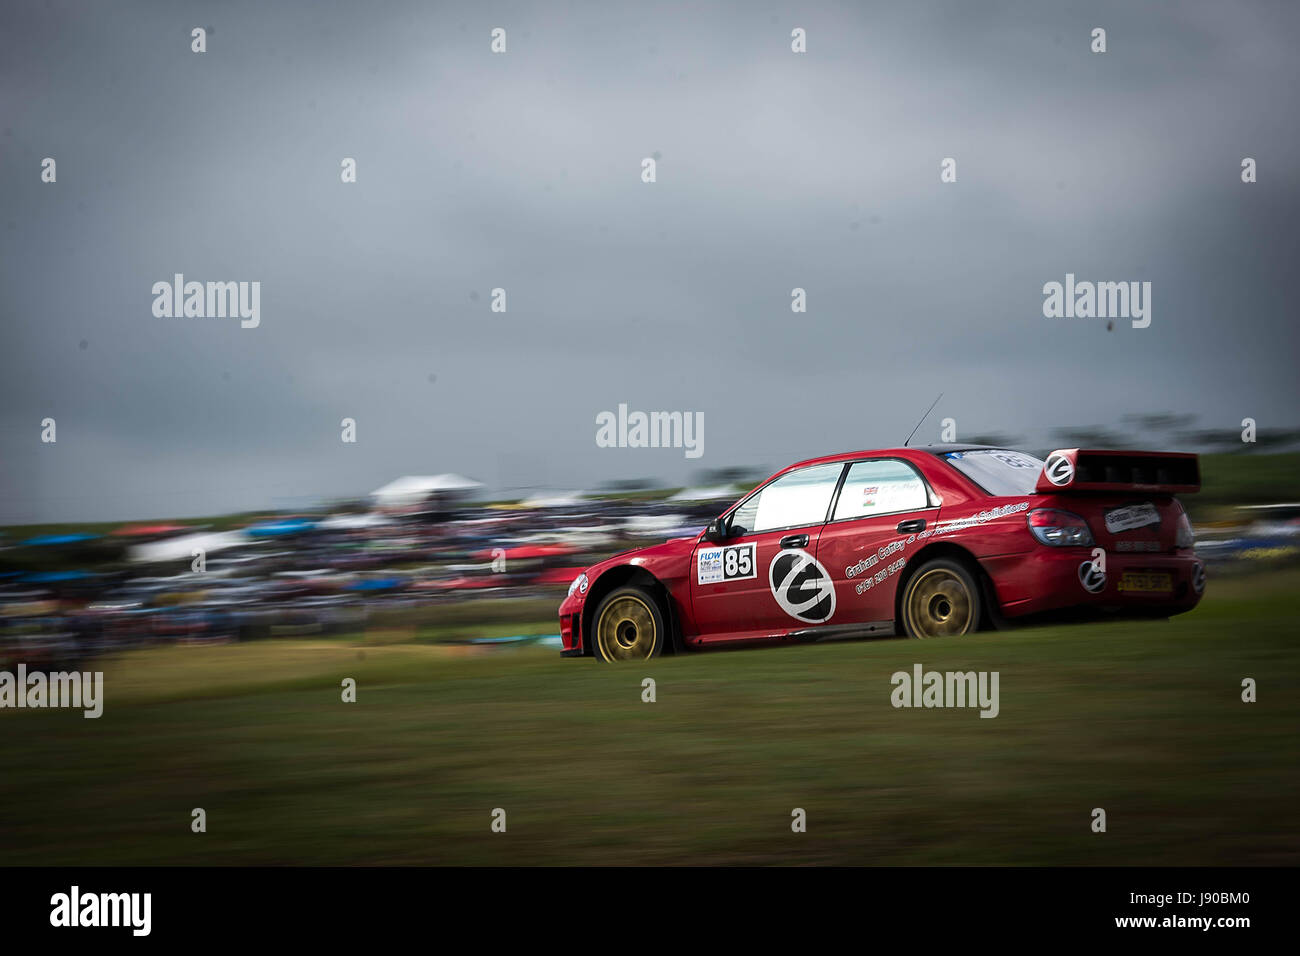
[903,393,944,447]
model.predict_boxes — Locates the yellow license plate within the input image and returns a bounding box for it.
[1119,572,1173,593]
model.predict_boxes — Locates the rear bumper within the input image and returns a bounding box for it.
[982,548,1205,618]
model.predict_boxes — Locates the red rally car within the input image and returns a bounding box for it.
[558,445,1206,662]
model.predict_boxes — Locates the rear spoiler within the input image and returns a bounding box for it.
[1036,449,1200,494]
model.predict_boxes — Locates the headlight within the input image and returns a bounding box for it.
[1026,508,1094,546]
[567,573,589,598]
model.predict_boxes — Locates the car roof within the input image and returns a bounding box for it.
[782,443,1007,471]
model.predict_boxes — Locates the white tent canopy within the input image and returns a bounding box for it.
[370,474,484,507]
[668,484,743,502]
[318,512,394,530]
[519,491,588,509]
[129,531,247,564]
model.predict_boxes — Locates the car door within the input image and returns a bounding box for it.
[690,461,846,643]
[815,458,939,630]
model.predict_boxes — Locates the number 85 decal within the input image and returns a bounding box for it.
[723,544,755,579]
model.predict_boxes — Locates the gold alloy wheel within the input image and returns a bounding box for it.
[904,567,975,638]
[594,594,658,661]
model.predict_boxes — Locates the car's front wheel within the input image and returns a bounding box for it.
[900,558,981,639]
[591,586,666,662]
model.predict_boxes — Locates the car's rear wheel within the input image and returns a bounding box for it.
[900,559,981,639]
[591,587,666,662]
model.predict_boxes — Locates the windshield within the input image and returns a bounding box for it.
[940,449,1044,496]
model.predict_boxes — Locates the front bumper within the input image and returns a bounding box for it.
[558,592,585,656]
[982,548,1205,619]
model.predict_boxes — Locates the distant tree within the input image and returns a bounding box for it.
[598,478,659,493]
[1252,428,1300,450]
[963,433,1024,448]
[1176,427,1300,453]
[1120,412,1198,436]
[1050,416,1300,454]
[1049,427,1131,449]
[697,466,766,485]
[1174,429,1241,453]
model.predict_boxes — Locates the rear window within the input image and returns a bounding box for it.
[941,449,1044,496]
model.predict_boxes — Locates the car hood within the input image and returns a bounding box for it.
[584,534,699,577]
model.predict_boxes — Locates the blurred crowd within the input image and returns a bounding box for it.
[0,489,729,669]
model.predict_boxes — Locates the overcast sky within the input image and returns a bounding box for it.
[2,0,1297,523]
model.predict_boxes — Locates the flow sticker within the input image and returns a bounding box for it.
[697,542,756,585]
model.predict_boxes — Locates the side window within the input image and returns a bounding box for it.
[833,459,930,521]
[728,462,843,535]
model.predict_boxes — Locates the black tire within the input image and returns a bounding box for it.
[590,586,667,663]
[899,558,982,639]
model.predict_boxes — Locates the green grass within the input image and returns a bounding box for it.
[1,570,1297,865]
[1190,451,1300,523]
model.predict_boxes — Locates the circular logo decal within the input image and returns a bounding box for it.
[769,549,836,623]
[1078,559,1106,593]
[1045,453,1075,486]
[1191,562,1206,595]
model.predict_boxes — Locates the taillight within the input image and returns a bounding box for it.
[1176,512,1195,550]
[1027,508,1094,547]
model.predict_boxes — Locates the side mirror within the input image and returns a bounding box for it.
[704,517,728,543]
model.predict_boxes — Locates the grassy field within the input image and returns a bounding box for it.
[1,569,1297,866]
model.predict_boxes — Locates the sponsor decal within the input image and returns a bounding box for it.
[696,542,756,585]
[921,500,1030,538]
[989,451,1039,470]
[1115,540,1161,552]
[854,556,906,595]
[769,549,836,623]
[1078,559,1106,593]
[846,540,905,577]
[844,537,916,595]
[1104,502,1161,534]
[1045,453,1074,486]
[846,553,881,578]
